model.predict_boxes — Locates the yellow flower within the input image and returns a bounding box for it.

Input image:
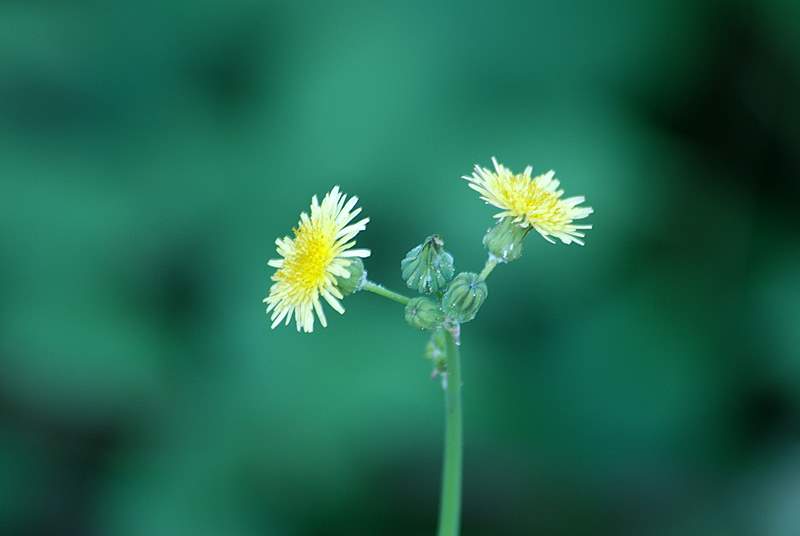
[264,186,370,333]
[463,157,593,245]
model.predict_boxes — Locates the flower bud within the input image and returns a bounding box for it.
[483,219,529,263]
[425,328,448,375]
[401,235,455,295]
[442,272,488,323]
[405,297,445,330]
[336,258,366,296]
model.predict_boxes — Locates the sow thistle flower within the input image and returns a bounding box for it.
[264,159,595,535]
[263,186,370,333]
[463,157,593,245]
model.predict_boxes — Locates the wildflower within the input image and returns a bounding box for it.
[264,186,370,333]
[463,157,593,245]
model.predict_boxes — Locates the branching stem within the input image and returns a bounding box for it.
[361,280,411,305]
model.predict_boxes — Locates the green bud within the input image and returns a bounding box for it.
[425,328,448,375]
[336,258,366,296]
[442,272,488,323]
[483,219,530,263]
[404,297,445,330]
[400,235,455,295]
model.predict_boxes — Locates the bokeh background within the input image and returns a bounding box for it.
[2,1,799,535]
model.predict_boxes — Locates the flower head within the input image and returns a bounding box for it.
[264,186,370,333]
[463,157,593,245]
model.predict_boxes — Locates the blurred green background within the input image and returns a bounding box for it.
[1,1,799,535]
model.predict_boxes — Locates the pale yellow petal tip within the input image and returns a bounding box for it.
[265,186,368,333]
[464,158,592,246]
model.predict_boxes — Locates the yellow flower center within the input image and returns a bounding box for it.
[495,174,568,229]
[277,221,337,299]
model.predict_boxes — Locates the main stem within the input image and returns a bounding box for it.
[360,279,462,533]
[437,325,462,536]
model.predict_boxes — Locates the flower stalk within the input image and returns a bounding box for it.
[478,257,498,281]
[361,280,411,305]
[437,323,463,536]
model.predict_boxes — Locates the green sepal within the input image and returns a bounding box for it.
[336,258,366,296]
[483,219,530,263]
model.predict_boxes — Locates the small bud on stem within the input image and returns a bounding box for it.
[405,297,445,330]
[442,272,488,323]
[401,235,455,295]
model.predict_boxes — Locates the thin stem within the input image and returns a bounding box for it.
[437,325,462,536]
[361,280,411,305]
[478,256,498,281]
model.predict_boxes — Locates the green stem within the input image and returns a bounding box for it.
[361,280,411,305]
[437,325,462,536]
[478,257,498,281]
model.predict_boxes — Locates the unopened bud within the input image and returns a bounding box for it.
[425,328,448,375]
[401,235,455,295]
[441,272,488,323]
[405,297,445,330]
